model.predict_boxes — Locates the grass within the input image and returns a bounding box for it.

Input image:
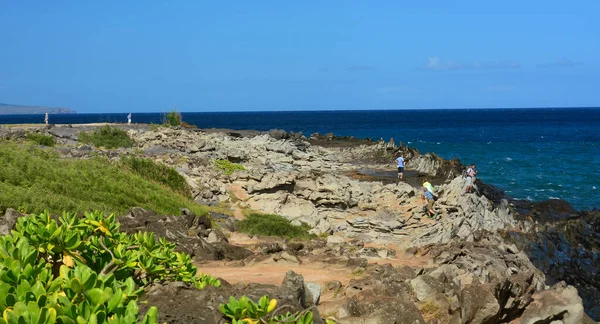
[214,159,245,175]
[78,125,134,149]
[235,213,314,240]
[121,155,192,197]
[0,142,207,216]
[26,132,56,146]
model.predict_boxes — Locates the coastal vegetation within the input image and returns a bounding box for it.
[78,125,134,149]
[214,159,246,175]
[26,132,56,146]
[164,110,182,127]
[0,210,220,323]
[235,213,314,240]
[220,295,316,324]
[0,142,206,216]
[120,156,192,197]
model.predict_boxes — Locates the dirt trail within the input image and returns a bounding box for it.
[198,234,430,288]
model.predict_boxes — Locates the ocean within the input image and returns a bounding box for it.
[2,108,599,210]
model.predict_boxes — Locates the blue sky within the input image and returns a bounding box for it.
[0,1,598,113]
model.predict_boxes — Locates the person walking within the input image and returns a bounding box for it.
[423,178,435,194]
[464,164,478,194]
[44,112,49,125]
[127,113,132,125]
[422,187,437,219]
[395,154,405,180]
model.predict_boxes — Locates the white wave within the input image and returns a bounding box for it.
[549,196,560,200]
[593,186,597,190]
[504,157,513,161]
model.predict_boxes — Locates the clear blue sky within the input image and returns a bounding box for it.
[1,1,598,113]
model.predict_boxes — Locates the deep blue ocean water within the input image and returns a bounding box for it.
[2,108,599,210]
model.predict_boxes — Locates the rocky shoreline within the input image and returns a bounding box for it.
[1,123,599,323]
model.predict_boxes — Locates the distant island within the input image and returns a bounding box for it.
[0,103,75,115]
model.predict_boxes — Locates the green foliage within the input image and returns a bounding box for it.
[219,295,314,324]
[78,125,134,149]
[120,156,191,197]
[214,159,245,175]
[0,210,221,323]
[164,110,182,127]
[235,213,314,240]
[26,132,56,147]
[0,142,207,216]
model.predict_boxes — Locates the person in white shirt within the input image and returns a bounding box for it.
[465,164,478,194]
[127,113,132,125]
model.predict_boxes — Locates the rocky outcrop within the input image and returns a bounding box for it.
[139,271,323,324]
[6,124,599,321]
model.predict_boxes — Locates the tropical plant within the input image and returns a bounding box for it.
[219,295,315,324]
[0,210,221,323]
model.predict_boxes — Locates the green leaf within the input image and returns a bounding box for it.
[141,306,158,324]
[70,278,84,294]
[84,288,110,306]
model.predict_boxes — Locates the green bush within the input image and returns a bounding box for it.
[26,132,56,146]
[164,110,182,127]
[0,142,206,216]
[121,156,191,197]
[0,210,220,324]
[220,295,315,324]
[79,125,133,149]
[215,159,245,175]
[235,213,314,240]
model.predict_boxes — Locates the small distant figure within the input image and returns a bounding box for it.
[127,113,132,125]
[464,164,478,194]
[395,154,405,180]
[44,112,49,125]
[422,187,437,219]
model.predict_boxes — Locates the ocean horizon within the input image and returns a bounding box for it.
[2,107,599,210]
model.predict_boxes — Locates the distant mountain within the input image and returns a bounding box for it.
[0,103,76,115]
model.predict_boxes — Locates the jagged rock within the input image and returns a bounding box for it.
[0,208,22,235]
[305,282,321,305]
[519,283,586,324]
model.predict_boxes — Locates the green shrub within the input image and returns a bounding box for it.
[215,159,245,175]
[0,142,207,216]
[26,132,56,146]
[121,156,191,197]
[0,210,221,324]
[220,295,314,324]
[164,110,182,127]
[235,213,314,240]
[79,125,134,149]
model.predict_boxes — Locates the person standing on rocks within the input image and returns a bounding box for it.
[395,154,406,180]
[127,113,132,125]
[44,112,49,125]
[464,164,478,194]
[422,187,437,219]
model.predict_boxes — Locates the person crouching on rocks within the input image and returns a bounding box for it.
[422,187,437,219]
[423,178,435,195]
